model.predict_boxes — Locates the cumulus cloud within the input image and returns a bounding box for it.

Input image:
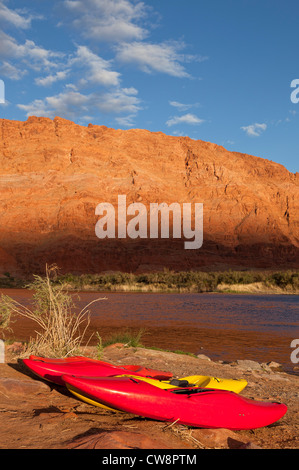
[61,1,205,81]
[241,122,267,137]
[0,1,39,29]
[34,45,122,89]
[95,87,141,114]
[69,45,121,87]
[166,113,205,127]
[5,0,205,125]
[0,60,26,80]
[0,31,64,78]
[35,70,70,87]
[62,0,148,42]
[115,41,200,78]
[17,87,141,120]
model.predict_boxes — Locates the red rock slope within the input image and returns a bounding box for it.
[0,116,298,277]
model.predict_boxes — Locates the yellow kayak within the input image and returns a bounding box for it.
[65,374,247,411]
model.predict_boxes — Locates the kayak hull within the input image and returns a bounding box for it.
[62,375,287,430]
[22,358,173,385]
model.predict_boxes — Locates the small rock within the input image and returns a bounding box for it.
[196,354,211,361]
[67,431,183,449]
[0,377,51,397]
[191,428,249,449]
[59,411,78,420]
[236,360,263,371]
[266,361,282,370]
[260,363,273,373]
[103,343,126,351]
[7,342,25,355]
[237,441,263,449]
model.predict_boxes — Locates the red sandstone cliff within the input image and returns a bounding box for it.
[0,116,298,277]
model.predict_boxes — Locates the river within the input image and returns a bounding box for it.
[1,289,298,375]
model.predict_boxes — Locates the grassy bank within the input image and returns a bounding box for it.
[42,269,299,294]
[1,269,298,294]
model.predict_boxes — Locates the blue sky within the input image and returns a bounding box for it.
[0,0,298,172]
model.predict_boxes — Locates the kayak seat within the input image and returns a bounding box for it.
[169,379,195,387]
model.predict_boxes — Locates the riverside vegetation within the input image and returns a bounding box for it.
[1,269,298,294]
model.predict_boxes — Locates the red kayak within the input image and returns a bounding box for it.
[62,375,287,430]
[28,356,173,378]
[22,358,173,385]
[29,355,99,363]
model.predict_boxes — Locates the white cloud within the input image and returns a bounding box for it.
[62,1,205,81]
[17,99,53,118]
[63,0,148,42]
[115,114,136,127]
[35,70,70,87]
[169,100,200,111]
[3,0,205,126]
[18,91,93,119]
[96,87,141,114]
[115,41,200,78]
[0,31,64,76]
[241,122,267,137]
[166,113,205,127]
[0,60,26,80]
[17,87,141,120]
[0,1,37,29]
[34,45,123,89]
[122,87,138,95]
[169,101,192,111]
[171,130,188,136]
[70,45,121,87]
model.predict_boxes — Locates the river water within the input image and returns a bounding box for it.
[1,289,298,375]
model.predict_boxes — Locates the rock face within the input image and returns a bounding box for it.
[0,116,298,277]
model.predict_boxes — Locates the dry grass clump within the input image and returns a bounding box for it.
[0,264,106,357]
